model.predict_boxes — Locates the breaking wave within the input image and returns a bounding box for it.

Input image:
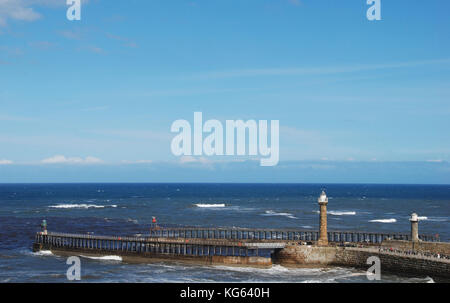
[426,217,448,222]
[315,210,356,216]
[329,211,356,216]
[194,203,226,208]
[80,255,122,261]
[211,265,366,282]
[33,250,53,256]
[369,218,397,223]
[212,264,321,275]
[262,210,298,219]
[49,204,118,209]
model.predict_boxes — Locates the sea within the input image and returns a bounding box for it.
[0,183,448,283]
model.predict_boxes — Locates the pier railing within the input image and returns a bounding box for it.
[146,226,438,243]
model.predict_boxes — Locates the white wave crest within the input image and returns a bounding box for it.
[417,216,428,221]
[49,204,118,209]
[225,206,257,212]
[33,250,53,256]
[262,210,298,219]
[426,217,448,222]
[80,255,122,261]
[425,277,435,283]
[194,203,226,208]
[315,210,356,216]
[369,218,397,223]
[213,264,321,275]
[329,211,356,216]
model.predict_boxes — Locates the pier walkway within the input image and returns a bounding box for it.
[147,226,438,243]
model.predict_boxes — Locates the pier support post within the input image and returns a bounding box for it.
[317,191,329,246]
[410,212,419,248]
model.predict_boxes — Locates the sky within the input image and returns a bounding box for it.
[0,0,449,183]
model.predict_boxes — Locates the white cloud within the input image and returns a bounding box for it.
[0,159,13,165]
[190,58,450,80]
[89,129,172,141]
[106,33,138,48]
[176,156,249,167]
[288,0,301,6]
[0,114,33,122]
[41,155,103,164]
[28,40,55,50]
[0,0,40,26]
[84,45,104,54]
[121,160,153,164]
[59,29,82,40]
[280,126,324,143]
[81,106,109,112]
[179,156,212,164]
[0,0,89,26]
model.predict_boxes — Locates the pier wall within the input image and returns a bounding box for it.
[272,245,337,266]
[273,245,450,280]
[45,246,272,267]
[335,247,450,280]
[380,240,450,255]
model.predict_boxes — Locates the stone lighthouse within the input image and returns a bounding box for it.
[317,191,328,246]
[410,212,419,243]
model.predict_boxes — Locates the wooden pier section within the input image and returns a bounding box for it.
[33,229,288,266]
[34,231,286,256]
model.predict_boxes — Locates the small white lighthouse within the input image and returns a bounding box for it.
[410,212,419,243]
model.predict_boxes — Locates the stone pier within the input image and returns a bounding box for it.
[273,244,450,281]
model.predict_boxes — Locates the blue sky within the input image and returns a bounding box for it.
[0,0,449,183]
